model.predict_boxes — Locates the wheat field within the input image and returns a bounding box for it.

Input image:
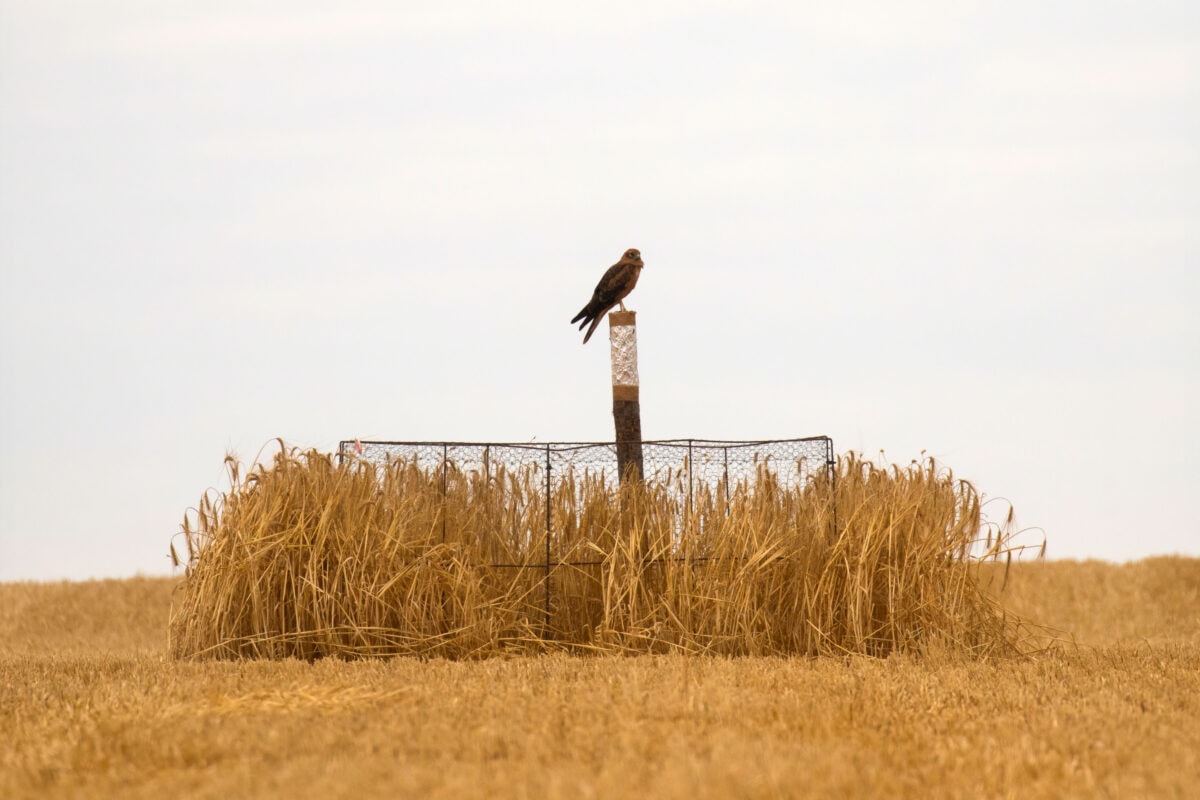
[3,559,1199,798]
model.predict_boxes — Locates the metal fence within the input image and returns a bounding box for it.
[338,437,834,511]
[336,438,835,627]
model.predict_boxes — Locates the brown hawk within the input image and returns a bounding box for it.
[570,248,643,344]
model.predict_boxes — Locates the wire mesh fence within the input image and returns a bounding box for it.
[338,437,833,521]
[336,438,836,632]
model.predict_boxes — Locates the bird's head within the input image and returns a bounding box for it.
[623,248,642,265]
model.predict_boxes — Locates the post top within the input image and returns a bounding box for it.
[608,310,636,326]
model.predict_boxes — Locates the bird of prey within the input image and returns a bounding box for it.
[571,248,644,344]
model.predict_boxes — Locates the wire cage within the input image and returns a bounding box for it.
[338,437,834,509]
[336,437,836,630]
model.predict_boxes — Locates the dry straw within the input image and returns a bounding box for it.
[170,443,1036,660]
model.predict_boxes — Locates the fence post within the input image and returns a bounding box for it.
[441,443,448,543]
[544,444,552,631]
[723,446,730,511]
[687,439,694,518]
[826,437,839,546]
[609,311,644,483]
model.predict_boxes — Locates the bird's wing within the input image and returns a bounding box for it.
[591,261,636,309]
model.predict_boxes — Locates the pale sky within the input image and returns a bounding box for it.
[1,1,1197,581]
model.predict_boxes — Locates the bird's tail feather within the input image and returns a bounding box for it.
[571,306,590,325]
[582,315,603,344]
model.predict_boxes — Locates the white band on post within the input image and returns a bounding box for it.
[609,310,639,401]
[608,310,643,483]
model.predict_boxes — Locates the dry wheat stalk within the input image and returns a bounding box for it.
[169,443,1034,660]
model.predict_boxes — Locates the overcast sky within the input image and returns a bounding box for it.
[1,1,1197,581]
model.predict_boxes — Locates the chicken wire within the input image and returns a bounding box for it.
[338,438,833,507]
[336,437,835,628]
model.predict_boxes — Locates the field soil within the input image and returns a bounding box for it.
[2,558,1198,798]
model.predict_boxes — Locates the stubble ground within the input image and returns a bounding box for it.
[2,559,1198,798]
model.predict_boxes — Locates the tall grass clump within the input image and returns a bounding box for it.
[169,446,543,660]
[170,443,1034,660]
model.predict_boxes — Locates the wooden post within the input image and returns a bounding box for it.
[609,310,643,483]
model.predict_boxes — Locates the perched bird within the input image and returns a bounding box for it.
[571,248,644,344]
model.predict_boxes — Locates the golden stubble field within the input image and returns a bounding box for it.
[2,559,1199,798]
